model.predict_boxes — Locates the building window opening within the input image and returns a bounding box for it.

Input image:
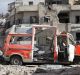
[57,1,62,4]
[44,16,50,23]
[45,0,69,5]
[10,36,32,45]
[52,1,62,4]
[76,33,80,42]
[76,16,80,23]
[74,1,80,5]
[29,1,33,5]
[30,16,39,24]
[58,12,69,23]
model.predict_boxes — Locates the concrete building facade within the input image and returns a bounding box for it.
[70,5,80,41]
[45,0,80,41]
[8,0,80,41]
[8,0,45,25]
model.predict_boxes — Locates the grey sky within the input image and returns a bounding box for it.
[0,0,14,14]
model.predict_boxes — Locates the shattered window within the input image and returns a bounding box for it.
[34,27,54,52]
[10,36,32,45]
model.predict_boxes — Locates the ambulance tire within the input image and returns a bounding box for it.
[10,56,23,65]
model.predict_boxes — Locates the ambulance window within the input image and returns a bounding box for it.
[10,36,32,45]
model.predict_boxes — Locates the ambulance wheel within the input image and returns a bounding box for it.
[10,56,23,65]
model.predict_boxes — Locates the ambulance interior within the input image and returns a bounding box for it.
[33,27,55,63]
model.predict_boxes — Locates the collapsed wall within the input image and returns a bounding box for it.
[38,4,71,33]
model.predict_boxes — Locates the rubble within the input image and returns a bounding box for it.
[0,65,38,75]
[0,65,79,75]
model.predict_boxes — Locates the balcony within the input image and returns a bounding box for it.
[71,5,80,10]
[16,5,38,13]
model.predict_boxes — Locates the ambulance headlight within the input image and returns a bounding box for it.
[0,50,3,56]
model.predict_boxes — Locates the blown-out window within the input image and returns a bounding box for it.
[29,1,33,5]
[10,36,32,45]
[76,16,80,23]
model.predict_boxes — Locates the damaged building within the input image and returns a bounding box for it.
[7,0,80,41]
[8,0,45,25]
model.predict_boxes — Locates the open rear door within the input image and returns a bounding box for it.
[32,25,57,63]
[57,33,75,63]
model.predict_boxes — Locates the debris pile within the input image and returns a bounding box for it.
[0,65,79,75]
